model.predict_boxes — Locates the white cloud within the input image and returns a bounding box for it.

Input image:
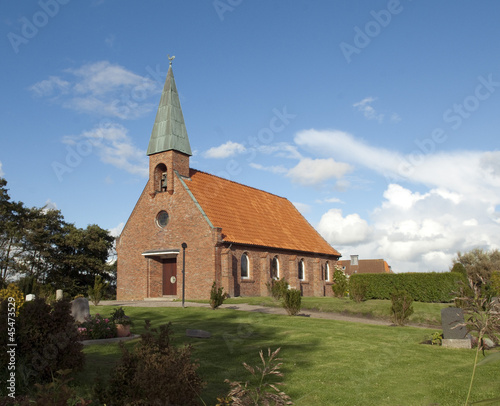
[63,122,148,176]
[294,129,500,206]
[204,141,246,158]
[317,209,371,245]
[249,163,288,174]
[287,158,352,186]
[257,143,303,160]
[292,202,311,215]
[353,97,384,123]
[0,161,4,177]
[108,222,124,237]
[30,61,160,119]
[316,197,343,204]
[30,76,70,97]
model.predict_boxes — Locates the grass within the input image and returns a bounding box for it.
[189,296,451,326]
[71,304,500,405]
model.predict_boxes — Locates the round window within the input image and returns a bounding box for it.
[156,211,169,228]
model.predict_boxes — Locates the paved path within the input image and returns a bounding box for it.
[99,300,436,329]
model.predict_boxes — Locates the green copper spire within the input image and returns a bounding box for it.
[147,58,192,156]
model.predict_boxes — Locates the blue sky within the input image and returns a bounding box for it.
[1,0,499,273]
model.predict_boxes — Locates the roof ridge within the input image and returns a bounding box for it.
[189,168,288,200]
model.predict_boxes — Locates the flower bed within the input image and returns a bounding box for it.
[78,313,117,340]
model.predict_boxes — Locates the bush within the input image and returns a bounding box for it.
[0,283,25,316]
[210,282,228,309]
[87,275,107,306]
[282,288,301,316]
[390,289,414,326]
[223,348,292,405]
[349,279,368,303]
[332,268,348,298]
[0,297,84,396]
[348,272,465,303]
[78,313,117,340]
[267,278,289,300]
[491,270,500,296]
[96,321,204,406]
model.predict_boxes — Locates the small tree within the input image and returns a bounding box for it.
[210,282,228,310]
[282,289,301,316]
[87,275,107,306]
[331,266,348,298]
[349,278,368,303]
[267,278,289,300]
[390,289,414,326]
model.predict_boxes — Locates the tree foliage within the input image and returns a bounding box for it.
[0,177,115,295]
[452,248,500,293]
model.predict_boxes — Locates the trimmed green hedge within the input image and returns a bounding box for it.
[348,272,466,303]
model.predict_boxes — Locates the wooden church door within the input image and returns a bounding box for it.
[162,258,177,296]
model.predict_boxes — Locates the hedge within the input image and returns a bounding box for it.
[348,272,466,303]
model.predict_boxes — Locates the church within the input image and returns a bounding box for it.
[116,61,341,300]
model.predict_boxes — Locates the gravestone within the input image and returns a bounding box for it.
[25,294,35,301]
[71,297,90,323]
[441,307,471,349]
[186,329,211,339]
[56,289,63,301]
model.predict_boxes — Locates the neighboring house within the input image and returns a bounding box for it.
[339,255,392,276]
[116,63,341,300]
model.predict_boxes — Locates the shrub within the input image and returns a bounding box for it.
[390,289,414,326]
[282,288,301,316]
[491,270,500,296]
[87,275,107,306]
[332,267,348,298]
[210,281,228,309]
[0,283,25,316]
[96,320,204,406]
[349,278,368,303]
[78,313,117,340]
[348,272,465,303]
[110,306,133,326]
[0,297,84,395]
[224,347,292,405]
[267,278,289,300]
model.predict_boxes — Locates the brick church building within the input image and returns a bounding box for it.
[116,62,341,300]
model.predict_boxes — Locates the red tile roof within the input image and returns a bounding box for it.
[182,169,340,256]
[339,259,392,274]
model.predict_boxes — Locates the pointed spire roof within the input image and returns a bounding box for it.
[147,61,192,156]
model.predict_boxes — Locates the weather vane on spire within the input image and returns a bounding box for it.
[168,54,175,66]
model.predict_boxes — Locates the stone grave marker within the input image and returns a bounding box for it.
[71,297,90,323]
[56,289,63,300]
[186,329,211,339]
[25,294,35,301]
[441,307,471,348]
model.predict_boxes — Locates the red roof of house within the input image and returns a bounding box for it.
[182,169,340,256]
[339,259,392,274]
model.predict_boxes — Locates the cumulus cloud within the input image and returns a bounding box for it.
[0,161,4,177]
[30,61,160,119]
[249,163,288,174]
[317,208,371,245]
[287,158,352,186]
[108,222,125,237]
[204,141,246,158]
[63,122,148,176]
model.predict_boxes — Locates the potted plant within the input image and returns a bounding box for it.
[111,307,133,337]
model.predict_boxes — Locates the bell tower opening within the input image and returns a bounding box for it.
[154,163,167,193]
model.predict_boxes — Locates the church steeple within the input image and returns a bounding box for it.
[147,57,192,157]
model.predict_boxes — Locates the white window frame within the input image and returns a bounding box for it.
[271,256,280,279]
[298,259,305,281]
[325,262,330,281]
[241,253,250,279]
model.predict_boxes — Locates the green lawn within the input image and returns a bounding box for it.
[72,304,499,405]
[193,296,450,326]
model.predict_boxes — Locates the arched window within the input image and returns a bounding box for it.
[271,256,279,279]
[325,261,330,281]
[241,253,249,279]
[298,259,305,281]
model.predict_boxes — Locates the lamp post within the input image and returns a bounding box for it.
[182,243,187,308]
